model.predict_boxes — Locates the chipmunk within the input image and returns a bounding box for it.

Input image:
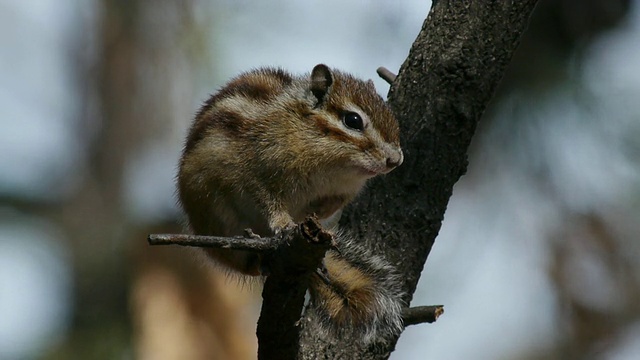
[177,64,405,342]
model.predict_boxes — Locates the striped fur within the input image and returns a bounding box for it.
[309,231,406,342]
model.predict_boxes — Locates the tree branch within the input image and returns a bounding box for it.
[147,232,274,251]
[149,216,333,360]
[402,305,445,327]
[257,218,333,360]
[377,67,397,85]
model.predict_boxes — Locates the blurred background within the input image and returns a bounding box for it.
[1,0,639,359]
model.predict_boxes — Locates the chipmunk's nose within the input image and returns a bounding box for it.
[386,149,404,169]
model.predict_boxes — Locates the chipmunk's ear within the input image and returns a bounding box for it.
[311,64,333,104]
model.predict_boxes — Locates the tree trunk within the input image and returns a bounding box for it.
[298,1,540,358]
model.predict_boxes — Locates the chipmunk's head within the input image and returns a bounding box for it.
[308,64,403,179]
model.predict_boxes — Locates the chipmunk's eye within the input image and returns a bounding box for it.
[342,112,364,131]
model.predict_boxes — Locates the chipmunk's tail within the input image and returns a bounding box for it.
[308,232,405,343]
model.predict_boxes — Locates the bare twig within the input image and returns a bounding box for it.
[377,67,397,85]
[147,232,275,251]
[402,305,444,327]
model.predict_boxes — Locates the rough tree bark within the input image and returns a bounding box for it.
[297,1,540,359]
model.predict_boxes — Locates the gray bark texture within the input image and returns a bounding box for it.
[297,1,540,359]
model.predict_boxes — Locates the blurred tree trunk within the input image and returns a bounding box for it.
[92,1,258,359]
[47,0,257,358]
[473,0,635,358]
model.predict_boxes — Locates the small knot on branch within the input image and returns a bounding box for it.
[377,66,397,85]
[265,216,333,276]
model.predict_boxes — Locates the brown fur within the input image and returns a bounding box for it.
[311,252,377,323]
